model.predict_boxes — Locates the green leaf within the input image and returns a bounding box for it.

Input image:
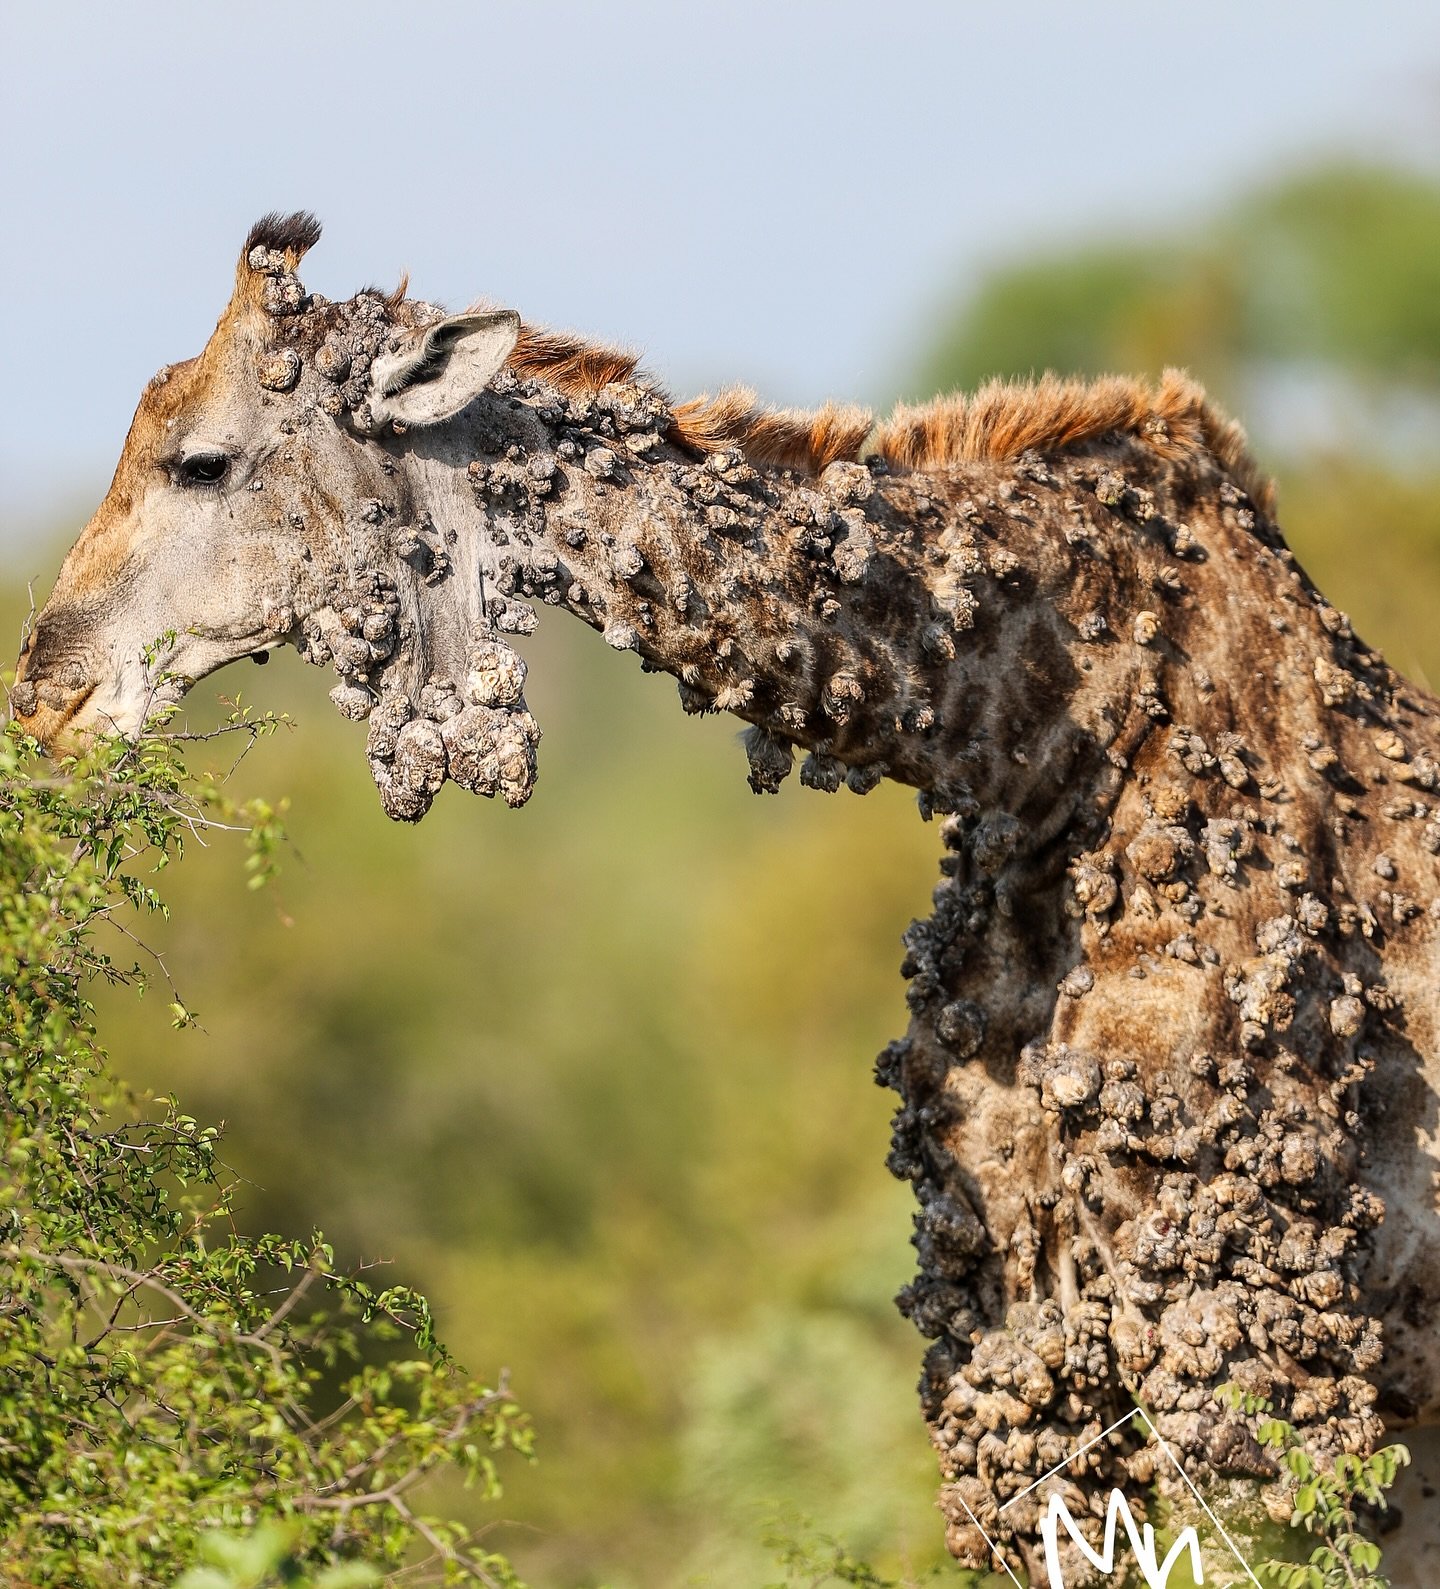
[1351,1539,1382,1572]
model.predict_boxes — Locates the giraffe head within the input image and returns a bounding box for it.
[11,213,520,754]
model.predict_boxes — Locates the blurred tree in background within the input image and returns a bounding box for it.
[2,159,1437,1588]
[920,164,1440,403]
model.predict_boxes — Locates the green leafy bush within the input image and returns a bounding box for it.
[1216,1384,1409,1589]
[0,720,529,1587]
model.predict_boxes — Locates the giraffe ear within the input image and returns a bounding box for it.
[369,311,521,428]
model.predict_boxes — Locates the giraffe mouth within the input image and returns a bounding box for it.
[55,682,99,732]
[8,681,98,754]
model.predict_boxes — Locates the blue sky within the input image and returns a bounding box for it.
[4,0,1438,548]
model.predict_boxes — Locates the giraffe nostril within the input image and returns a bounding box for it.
[57,660,89,693]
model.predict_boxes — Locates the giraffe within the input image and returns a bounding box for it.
[12,214,1440,1582]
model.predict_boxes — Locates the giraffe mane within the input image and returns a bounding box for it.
[508,324,644,396]
[669,389,875,473]
[868,368,1275,515]
[499,320,1273,511]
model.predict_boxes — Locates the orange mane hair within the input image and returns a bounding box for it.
[509,325,643,395]
[669,389,874,473]
[503,323,1272,510]
[868,368,1274,515]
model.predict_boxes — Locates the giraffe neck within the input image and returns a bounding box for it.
[869,441,1440,1570]
[382,379,1165,831]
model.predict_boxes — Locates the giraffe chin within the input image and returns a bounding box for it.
[9,691,95,756]
[13,674,189,756]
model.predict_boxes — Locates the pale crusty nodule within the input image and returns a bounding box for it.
[14,212,1440,1582]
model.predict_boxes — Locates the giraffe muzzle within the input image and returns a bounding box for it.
[11,630,102,751]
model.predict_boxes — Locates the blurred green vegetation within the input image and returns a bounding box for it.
[4,158,1439,1587]
[918,163,1440,402]
[0,723,528,1587]
[19,630,948,1588]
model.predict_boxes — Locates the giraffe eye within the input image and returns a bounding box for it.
[178,451,230,486]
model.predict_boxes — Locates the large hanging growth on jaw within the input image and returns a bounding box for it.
[231,221,541,822]
[361,638,541,822]
[295,548,541,825]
